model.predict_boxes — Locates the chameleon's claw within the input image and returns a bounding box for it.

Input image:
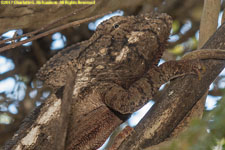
[197,69,202,80]
[201,64,206,74]
[193,63,206,80]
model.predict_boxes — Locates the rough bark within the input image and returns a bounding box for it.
[4,90,123,150]
[117,18,225,150]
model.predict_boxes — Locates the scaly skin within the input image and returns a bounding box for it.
[37,13,173,149]
[37,13,225,149]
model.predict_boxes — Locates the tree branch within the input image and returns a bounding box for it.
[0,12,110,53]
[117,16,225,150]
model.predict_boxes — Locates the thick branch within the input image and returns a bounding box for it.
[117,18,225,150]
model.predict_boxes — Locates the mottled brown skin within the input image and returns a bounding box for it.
[36,13,173,149]
[37,13,172,112]
[36,13,225,149]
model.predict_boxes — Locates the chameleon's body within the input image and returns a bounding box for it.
[36,13,173,149]
[37,13,172,115]
[10,12,225,150]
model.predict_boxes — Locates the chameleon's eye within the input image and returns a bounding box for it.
[114,24,119,29]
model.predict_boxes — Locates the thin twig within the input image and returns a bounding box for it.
[0,5,92,45]
[0,12,110,53]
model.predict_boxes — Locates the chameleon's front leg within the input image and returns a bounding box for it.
[102,60,204,114]
[103,49,225,114]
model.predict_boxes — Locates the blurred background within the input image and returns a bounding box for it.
[1,0,225,149]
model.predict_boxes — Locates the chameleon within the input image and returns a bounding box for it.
[37,13,173,114]
[37,13,225,114]
[7,13,225,150]
[35,13,175,150]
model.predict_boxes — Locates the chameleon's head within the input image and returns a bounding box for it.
[95,13,172,81]
[96,13,172,45]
